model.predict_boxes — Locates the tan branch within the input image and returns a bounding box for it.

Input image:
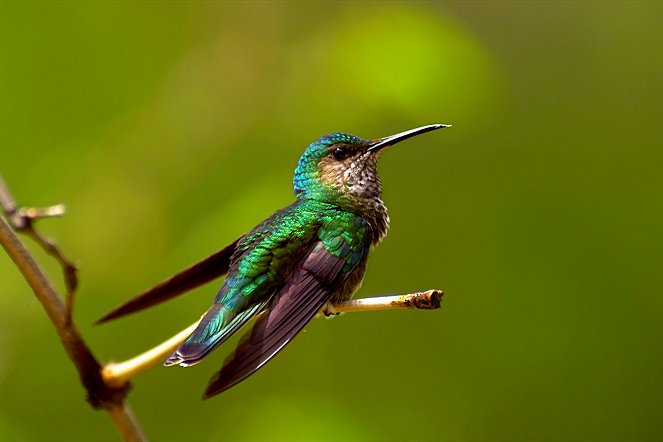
[320,290,443,314]
[104,321,201,388]
[107,403,148,442]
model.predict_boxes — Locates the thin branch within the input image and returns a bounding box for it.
[0,176,78,323]
[104,321,201,388]
[0,179,146,442]
[107,403,148,442]
[319,289,443,315]
[102,290,443,388]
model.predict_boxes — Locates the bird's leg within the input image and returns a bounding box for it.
[101,289,443,388]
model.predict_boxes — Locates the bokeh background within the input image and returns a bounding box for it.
[1,2,662,441]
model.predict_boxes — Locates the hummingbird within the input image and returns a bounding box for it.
[98,123,449,399]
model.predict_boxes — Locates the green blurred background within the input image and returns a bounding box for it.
[1,1,662,441]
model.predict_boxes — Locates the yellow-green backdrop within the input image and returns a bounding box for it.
[1,2,662,441]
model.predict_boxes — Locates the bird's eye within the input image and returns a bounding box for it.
[331,147,348,161]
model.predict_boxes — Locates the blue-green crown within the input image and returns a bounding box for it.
[293,133,366,198]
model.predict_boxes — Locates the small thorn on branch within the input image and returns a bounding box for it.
[16,204,66,221]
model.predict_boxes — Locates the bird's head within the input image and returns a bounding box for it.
[293,124,450,209]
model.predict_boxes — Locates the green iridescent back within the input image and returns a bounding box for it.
[217,199,370,309]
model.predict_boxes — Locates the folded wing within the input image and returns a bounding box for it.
[202,241,349,399]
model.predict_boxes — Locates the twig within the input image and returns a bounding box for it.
[102,290,443,388]
[319,290,443,314]
[104,321,201,388]
[0,179,147,442]
[107,403,148,442]
[0,176,78,324]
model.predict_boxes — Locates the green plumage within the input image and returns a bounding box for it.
[172,200,372,362]
[219,200,369,308]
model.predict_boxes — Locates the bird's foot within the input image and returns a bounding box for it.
[320,301,342,318]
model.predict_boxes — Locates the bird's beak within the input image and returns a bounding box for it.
[367,124,451,153]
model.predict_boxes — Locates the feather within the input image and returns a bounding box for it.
[96,237,241,324]
[202,242,346,398]
[165,298,270,367]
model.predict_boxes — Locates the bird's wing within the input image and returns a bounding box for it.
[203,217,372,399]
[96,237,242,324]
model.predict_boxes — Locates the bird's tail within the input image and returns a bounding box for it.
[164,299,269,367]
[165,304,229,367]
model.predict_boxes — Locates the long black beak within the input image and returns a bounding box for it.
[368,123,451,152]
